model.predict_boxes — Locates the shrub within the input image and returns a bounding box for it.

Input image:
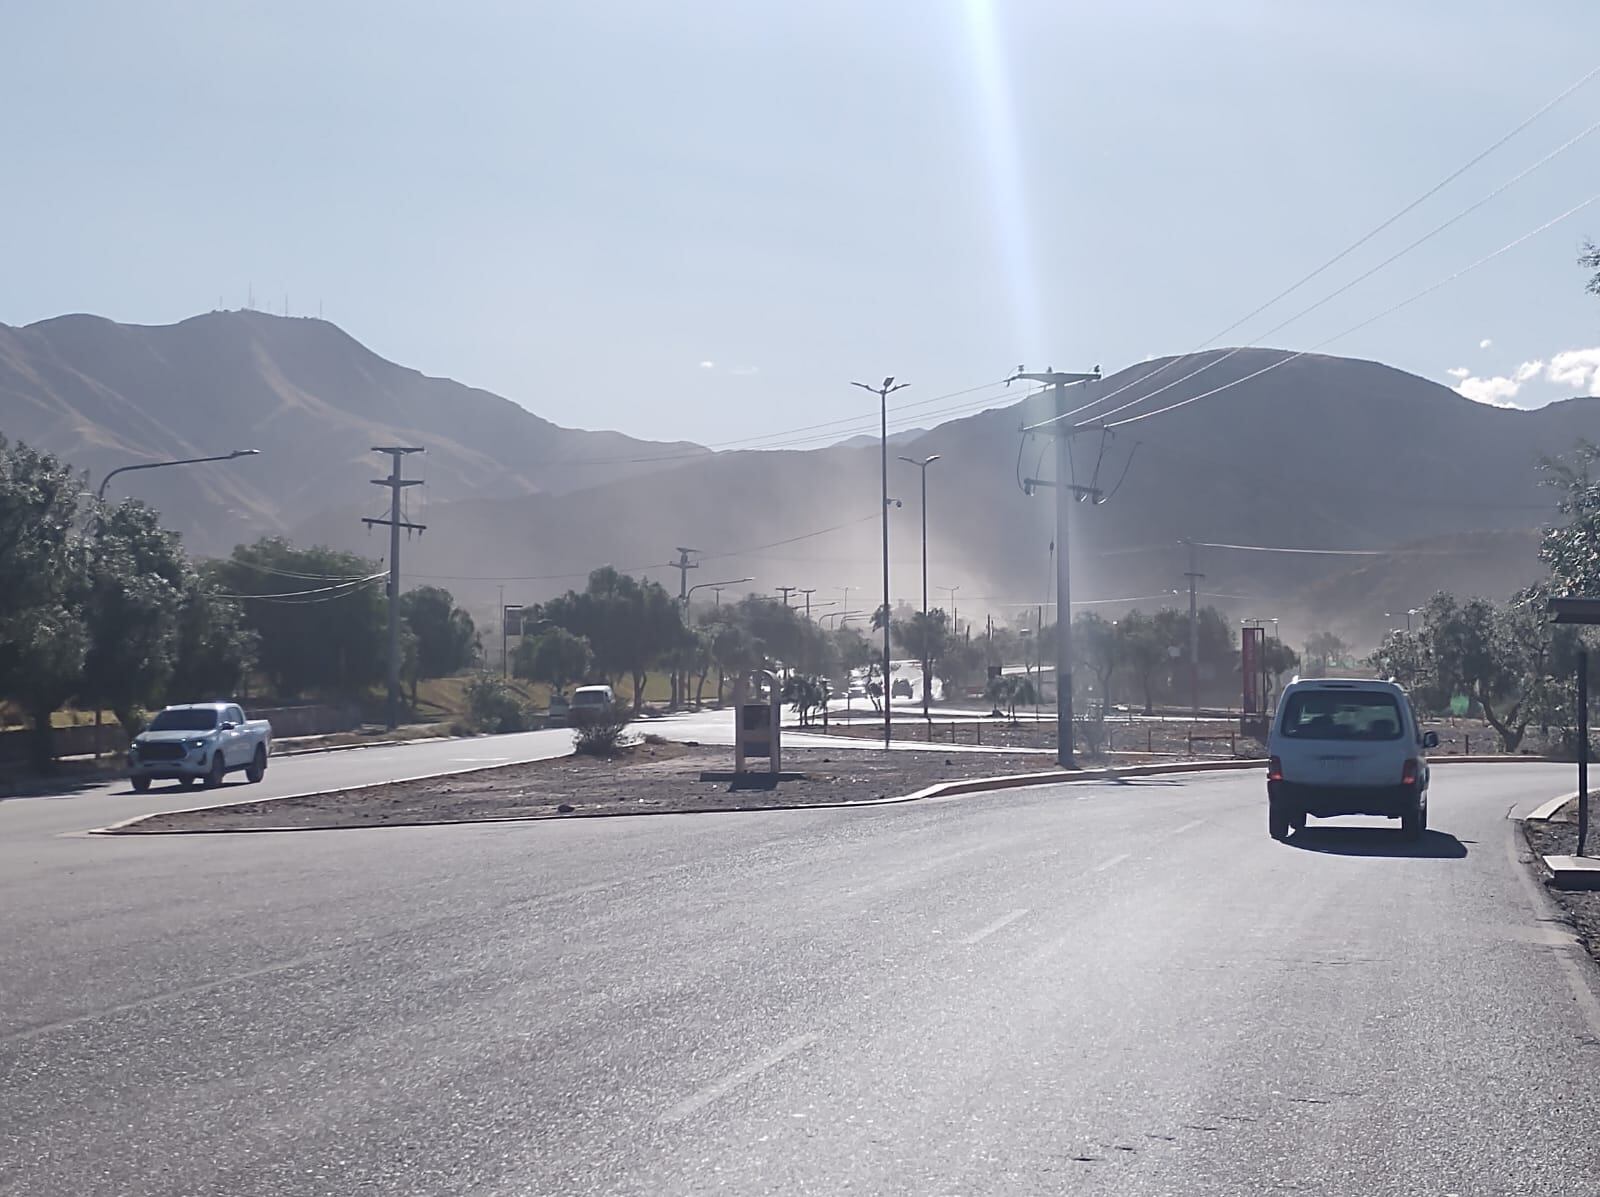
[464,675,532,734]
[574,698,633,757]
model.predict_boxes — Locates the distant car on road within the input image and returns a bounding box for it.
[569,684,616,725]
[891,678,914,700]
[128,703,273,792]
[1267,678,1437,841]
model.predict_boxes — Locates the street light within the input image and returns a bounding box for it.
[687,577,753,609]
[853,376,909,749]
[96,448,261,502]
[898,453,942,721]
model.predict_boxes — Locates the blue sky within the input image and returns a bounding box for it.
[4,0,1598,442]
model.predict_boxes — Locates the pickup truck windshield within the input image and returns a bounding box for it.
[1280,691,1403,741]
[148,709,219,732]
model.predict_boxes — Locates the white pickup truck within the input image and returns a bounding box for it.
[127,703,273,792]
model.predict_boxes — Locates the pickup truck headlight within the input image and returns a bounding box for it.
[186,737,209,751]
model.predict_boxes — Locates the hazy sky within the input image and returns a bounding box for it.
[4,1,1598,444]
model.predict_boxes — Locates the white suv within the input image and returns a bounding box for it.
[1266,678,1438,841]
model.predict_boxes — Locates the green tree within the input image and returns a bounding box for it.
[1118,610,1167,715]
[1538,440,1600,596]
[985,673,1037,722]
[0,439,90,769]
[399,586,477,682]
[167,579,257,703]
[541,567,683,711]
[892,609,949,711]
[79,501,189,735]
[514,627,594,695]
[206,539,386,698]
[1582,239,1600,297]
[708,616,760,704]
[1073,612,1122,712]
[1304,631,1348,675]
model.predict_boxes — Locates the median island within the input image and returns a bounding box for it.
[112,743,1062,833]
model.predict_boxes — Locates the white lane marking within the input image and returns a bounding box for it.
[959,907,1030,946]
[658,1032,821,1124]
[1169,818,1206,836]
[1091,852,1131,873]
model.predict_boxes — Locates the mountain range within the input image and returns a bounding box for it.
[2,310,1593,650]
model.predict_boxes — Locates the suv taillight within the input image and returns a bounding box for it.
[1268,756,1283,782]
[1401,758,1418,786]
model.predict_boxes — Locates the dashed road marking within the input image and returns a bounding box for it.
[960,908,1030,946]
[658,1032,821,1124]
[1091,852,1130,873]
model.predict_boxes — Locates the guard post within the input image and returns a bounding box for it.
[1547,597,1598,857]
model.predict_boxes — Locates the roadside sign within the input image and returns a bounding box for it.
[503,605,523,637]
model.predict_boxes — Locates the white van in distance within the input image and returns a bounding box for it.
[1267,678,1438,841]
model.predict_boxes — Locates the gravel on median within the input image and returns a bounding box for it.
[113,744,1062,833]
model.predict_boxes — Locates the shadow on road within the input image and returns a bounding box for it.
[1289,826,1469,859]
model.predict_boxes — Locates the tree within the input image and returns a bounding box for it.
[464,674,532,734]
[538,567,683,712]
[514,627,593,695]
[937,635,985,704]
[1118,610,1167,715]
[1538,441,1600,596]
[1304,632,1348,676]
[1260,638,1300,707]
[399,586,477,683]
[206,539,386,698]
[1371,628,1433,702]
[79,500,189,735]
[892,609,949,710]
[1582,239,1600,297]
[1073,612,1122,712]
[167,580,257,703]
[0,439,91,769]
[708,617,760,705]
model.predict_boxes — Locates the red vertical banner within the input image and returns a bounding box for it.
[1242,626,1263,716]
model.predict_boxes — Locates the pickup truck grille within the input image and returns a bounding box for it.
[135,742,187,761]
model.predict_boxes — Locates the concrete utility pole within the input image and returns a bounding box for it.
[799,588,817,621]
[853,376,909,749]
[363,447,425,731]
[1013,367,1101,767]
[899,454,941,722]
[672,548,700,606]
[776,585,798,608]
[1183,538,1203,719]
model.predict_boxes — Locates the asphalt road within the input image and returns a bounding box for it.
[5,762,1598,1195]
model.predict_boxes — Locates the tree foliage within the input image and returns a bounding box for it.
[399,586,477,681]
[539,567,681,710]
[514,627,594,694]
[206,539,386,698]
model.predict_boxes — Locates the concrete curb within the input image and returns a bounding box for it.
[272,736,451,759]
[1525,792,1579,823]
[93,758,1269,836]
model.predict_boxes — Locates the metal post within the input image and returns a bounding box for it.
[854,377,907,750]
[1184,538,1201,719]
[1580,648,1589,857]
[362,447,425,731]
[499,584,507,679]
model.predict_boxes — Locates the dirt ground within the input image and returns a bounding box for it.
[117,744,1063,833]
[811,717,1261,757]
[1523,806,1600,972]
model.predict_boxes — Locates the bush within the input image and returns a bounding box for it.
[464,675,532,734]
[574,698,633,756]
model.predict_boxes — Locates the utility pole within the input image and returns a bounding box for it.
[1183,538,1202,719]
[776,585,798,608]
[499,583,506,679]
[940,585,960,635]
[899,454,941,722]
[363,447,425,731]
[853,376,909,749]
[1014,367,1101,766]
[672,547,701,605]
[799,588,817,621]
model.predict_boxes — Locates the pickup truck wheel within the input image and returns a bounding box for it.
[204,752,226,789]
[246,745,267,784]
[131,776,151,793]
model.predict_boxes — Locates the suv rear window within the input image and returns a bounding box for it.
[1280,690,1404,741]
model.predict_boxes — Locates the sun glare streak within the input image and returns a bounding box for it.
[960,0,1042,358]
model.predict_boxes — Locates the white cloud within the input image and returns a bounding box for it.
[1479,338,1493,349]
[699,360,716,370]
[1446,366,1470,379]
[1514,359,1545,383]
[1547,347,1600,394]
[1455,375,1522,406]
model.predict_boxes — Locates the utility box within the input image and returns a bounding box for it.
[735,696,782,774]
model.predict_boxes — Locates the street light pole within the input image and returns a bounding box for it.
[96,448,261,502]
[899,454,941,722]
[854,377,908,749]
[939,585,961,635]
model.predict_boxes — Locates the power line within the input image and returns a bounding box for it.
[218,572,387,600]
[1102,188,1600,430]
[1077,116,1600,430]
[1022,59,1600,433]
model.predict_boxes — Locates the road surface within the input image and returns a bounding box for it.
[4,763,1597,1195]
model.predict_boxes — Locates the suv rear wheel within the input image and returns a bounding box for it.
[1401,793,1427,839]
